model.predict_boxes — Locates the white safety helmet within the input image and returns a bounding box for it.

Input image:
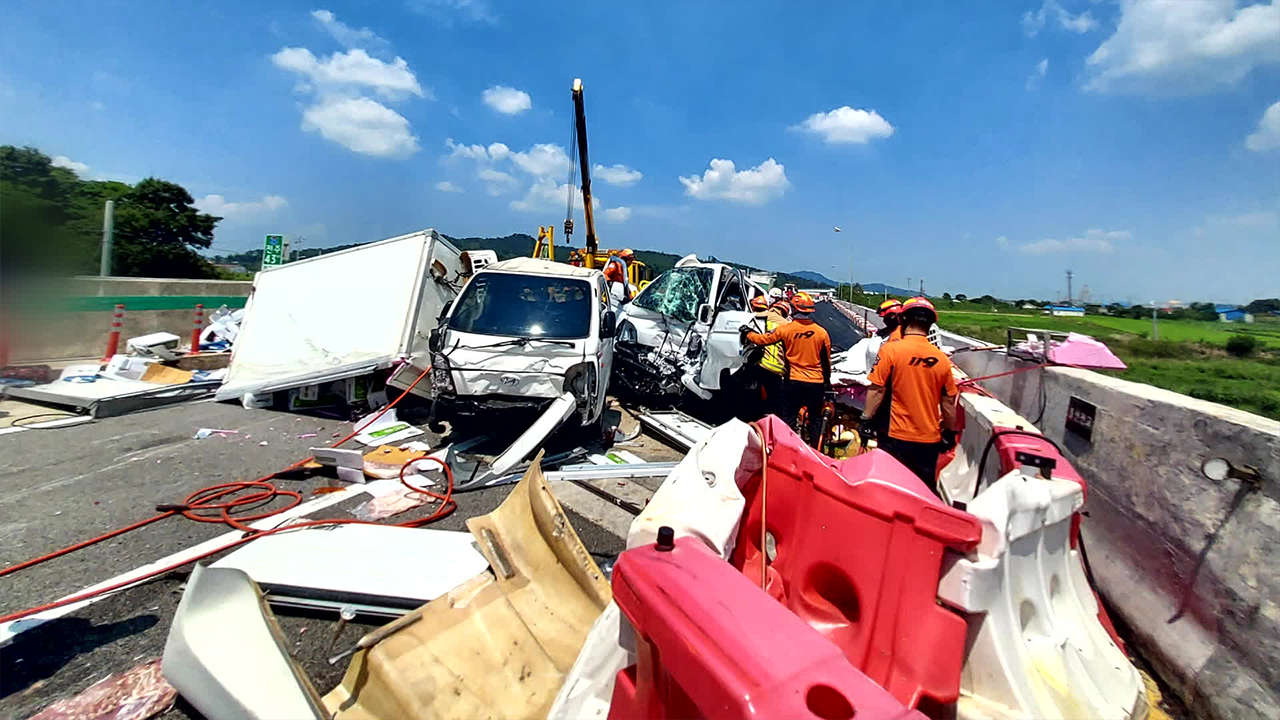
[768,287,783,300]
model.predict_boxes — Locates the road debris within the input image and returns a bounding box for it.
[30,658,176,720]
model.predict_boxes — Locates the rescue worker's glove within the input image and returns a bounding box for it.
[856,417,876,441]
[738,324,755,343]
[940,429,958,451]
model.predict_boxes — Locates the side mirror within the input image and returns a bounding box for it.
[428,327,443,353]
[601,311,617,339]
[697,303,714,325]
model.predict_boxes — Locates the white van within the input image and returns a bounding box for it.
[426,257,615,440]
[614,254,763,400]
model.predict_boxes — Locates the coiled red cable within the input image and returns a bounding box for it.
[0,368,457,625]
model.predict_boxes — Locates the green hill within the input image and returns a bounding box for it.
[210,231,828,289]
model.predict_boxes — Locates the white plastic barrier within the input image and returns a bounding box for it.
[938,470,1147,720]
[547,419,759,720]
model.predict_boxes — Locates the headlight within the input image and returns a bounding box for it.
[617,321,638,344]
[565,362,597,407]
[430,354,455,394]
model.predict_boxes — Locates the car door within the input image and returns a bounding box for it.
[699,267,754,390]
[594,276,615,422]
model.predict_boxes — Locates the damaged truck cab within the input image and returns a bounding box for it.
[427,257,615,434]
[614,254,761,400]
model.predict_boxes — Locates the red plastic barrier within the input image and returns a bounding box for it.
[610,535,925,720]
[729,416,982,709]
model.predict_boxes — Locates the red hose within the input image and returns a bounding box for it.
[0,368,453,625]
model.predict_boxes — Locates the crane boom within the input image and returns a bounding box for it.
[571,78,598,269]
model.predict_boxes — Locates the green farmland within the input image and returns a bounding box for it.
[937,310,1280,421]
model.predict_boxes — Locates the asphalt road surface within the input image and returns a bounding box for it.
[0,400,635,719]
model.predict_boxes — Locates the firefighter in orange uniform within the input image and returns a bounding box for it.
[860,297,958,493]
[742,292,831,444]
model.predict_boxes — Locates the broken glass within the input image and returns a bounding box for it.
[449,274,592,339]
[632,267,714,323]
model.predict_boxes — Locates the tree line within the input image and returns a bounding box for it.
[0,145,221,281]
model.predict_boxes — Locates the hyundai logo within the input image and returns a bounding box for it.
[500,375,520,387]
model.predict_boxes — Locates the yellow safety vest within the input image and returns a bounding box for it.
[759,313,787,376]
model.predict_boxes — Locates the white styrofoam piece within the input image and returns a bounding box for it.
[211,524,488,606]
[937,471,1146,720]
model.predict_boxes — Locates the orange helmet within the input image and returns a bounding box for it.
[790,292,816,314]
[900,296,937,325]
[749,295,770,312]
[619,248,635,260]
[877,299,903,317]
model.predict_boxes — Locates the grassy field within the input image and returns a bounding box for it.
[937,310,1280,420]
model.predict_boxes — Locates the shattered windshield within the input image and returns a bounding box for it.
[449,273,591,340]
[632,266,714,323]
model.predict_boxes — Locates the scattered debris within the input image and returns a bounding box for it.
[362,445,427,479]
[31,658,176,720]
[353,409,423,447]
[193,428,238,439]
[211,525,489,615]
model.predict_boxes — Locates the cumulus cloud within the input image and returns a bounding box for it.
[1002,229,1131,254]
[510,143,572,178]
[679,158,790,205]
[791,107,894,145]
[476,167,518,195]
[196,194,288,220]
[434,180,463,193]
[482,85,532,115]
[511,177,583,212]
[312,9,389,54]
[593,164,643,186]
[1022,0,1098,36]
[603,206,632,222]
[1085,0,1280,96]
[271,47,426,100]
[1245,100,1280,151]
[51,155,89,175]
[302,96,420,158]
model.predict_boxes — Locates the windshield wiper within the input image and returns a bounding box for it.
[464,336,577,351]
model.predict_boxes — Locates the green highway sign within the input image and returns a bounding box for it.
[262,234,285,268]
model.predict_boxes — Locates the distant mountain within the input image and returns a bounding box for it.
[860,283,919,296]
[790,270,839,287]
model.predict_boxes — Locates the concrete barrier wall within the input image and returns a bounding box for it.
[7,277,252,361]
[942,331,1280,720]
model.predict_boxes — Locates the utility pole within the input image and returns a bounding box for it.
[1152,304,1159,340]
[99,200,115,276]
[907,278,911,296]
[1065,269,1074,306]
[919,278,924,296]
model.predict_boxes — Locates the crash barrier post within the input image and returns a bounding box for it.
[937,469,1148,719]
[610,533,926,720]
[100,304,125,362]
[729,415,982,709]
[188,303,204,355]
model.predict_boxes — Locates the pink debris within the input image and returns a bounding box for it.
[30,658,176,720]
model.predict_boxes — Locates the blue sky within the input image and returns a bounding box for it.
[3,0,1277,304]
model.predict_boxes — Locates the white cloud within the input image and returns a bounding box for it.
[51,155,89,175]
[196,194,288,220]
[434,180,463,193]
[487,142,510,161]
[312,9,389,54]
[301,96,420,158]
[593,164,643,186]
[1085,0,1280,96]
[1022,0,1098,36]
[271,47,427,100]
[792,107,895,145]
[510,143,572,178]
[604,206,632,223]
[89,100,104,111]
[476,167,518,195]
[510,177,572,212]
[679,158,790,205]
[1245,100,1280,151]
[482,85,532,115]
[1003,228,1131,254]
[1027,58,1050,90]
[407,0,498,25]
[444,137,489,161]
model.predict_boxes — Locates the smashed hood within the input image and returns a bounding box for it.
[445,336,585,399]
